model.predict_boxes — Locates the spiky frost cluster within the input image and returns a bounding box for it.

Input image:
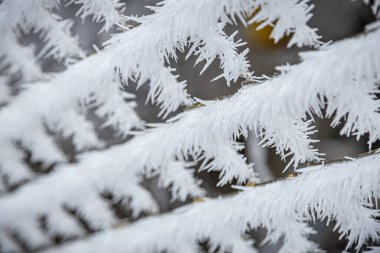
[0,0,379,253]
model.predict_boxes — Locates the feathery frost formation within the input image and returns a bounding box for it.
[0,0,319,189]
[0,0,131,187]
[69,0,126,32]
[0,0,80,81]
[0,0,125,80]
[42,153,380,253]
[1,26,380,252]
[0,0,379,252]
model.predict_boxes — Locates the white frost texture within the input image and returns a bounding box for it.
[0,0,379,253]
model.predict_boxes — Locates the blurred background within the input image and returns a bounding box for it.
[2,0,378,252]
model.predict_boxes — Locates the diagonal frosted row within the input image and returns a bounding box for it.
[42,153,380,253]
[1,27,379,251]
[0,73,142,187]
[0,0,320,188]
[276,27,380,144]
[112,0,320,87]
[0,0,126,81]
[0,0,130,187]
[0,0,81,80]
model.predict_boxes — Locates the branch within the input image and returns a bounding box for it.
[1,28,379,251]
[39,151,380,253]
[243,147,380,188]
[0,0,323,190]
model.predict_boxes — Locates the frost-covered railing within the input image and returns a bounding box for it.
[0,0,379,252]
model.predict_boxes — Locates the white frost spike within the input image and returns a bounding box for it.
[93,87,143,137]
[47,109,104,151]
[136,66,192,118]
[67,0,126,32]
[200,144,255,186]
[96,171,159,218]
[45,209,84,238]
[109,183,159,218]
[158,161,204,202]
[191,28,251,85]
[42,154,380,253]
[69,192,116,231]
[10,219,50,250]
[248,0,321,47]
[0,0,84,60]
[1,94,66,169]
[0,142,33,186]
[0,26,43,81]
[18,124,66,166]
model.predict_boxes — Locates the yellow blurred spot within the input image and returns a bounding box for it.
[287,173,295,178]
[193,197,205,203]
[186,102,204,111]
[114,220,130,229]
[245,182,257,187]
[245,17,289,47]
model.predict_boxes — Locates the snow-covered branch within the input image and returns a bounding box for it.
[0,0,83,64]
[1,1,379,252]
[42,152,380,253]
[0,56,143,186]
[0,27,378,251]
[0,0,322,187]
[0,0,125,80]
